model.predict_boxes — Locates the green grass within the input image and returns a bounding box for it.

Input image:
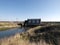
[0,27,13,31]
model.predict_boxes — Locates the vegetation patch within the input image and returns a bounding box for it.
[0,25,60,45]
[20,25,60,45]
[0,28,11,31]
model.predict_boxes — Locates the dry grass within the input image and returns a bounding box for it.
[0,33,29,45]
[0,25,60,45]
[0,33,52,45]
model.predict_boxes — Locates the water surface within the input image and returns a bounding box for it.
[0,28,25,38]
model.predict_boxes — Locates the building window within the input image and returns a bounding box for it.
[37,20,39,23]
[32,20,36,23]
[28,20,31,23]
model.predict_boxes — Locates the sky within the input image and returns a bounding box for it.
[0,0,60,21]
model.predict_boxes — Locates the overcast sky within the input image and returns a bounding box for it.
[0,0,60,21]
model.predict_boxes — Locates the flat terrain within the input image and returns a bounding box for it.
[0,21,20,31]
[0,23,60,45]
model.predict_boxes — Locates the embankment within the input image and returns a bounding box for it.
[0,25,60,45]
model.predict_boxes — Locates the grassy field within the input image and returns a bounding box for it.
[0,25,60,45]
[0,28,11,31]
[0,22,20,31]
[0,27,17,31]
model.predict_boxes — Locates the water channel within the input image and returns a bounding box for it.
[0,28,25,38]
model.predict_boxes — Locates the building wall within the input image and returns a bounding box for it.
[24,19,41,26]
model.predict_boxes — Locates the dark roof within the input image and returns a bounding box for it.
[27,19,41,20]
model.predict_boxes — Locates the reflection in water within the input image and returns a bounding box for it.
[0,28,25,38]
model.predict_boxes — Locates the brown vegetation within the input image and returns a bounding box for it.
[0,25,60,45]
[0,22,20,31]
